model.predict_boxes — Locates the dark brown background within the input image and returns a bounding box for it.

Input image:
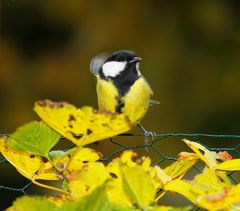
[1,0,240,209]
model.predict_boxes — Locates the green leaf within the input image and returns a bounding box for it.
[6,121,60,159]
[7,196,56,211]
[216,159,240,171]
[7,187,131,211]
[76,182,112,211]
[49,148,75,160]
[121,165,156,208]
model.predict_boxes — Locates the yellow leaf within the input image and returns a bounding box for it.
[107,158,122,179]
[119,150,137,167]
[35,161,59,180]
[200,185,240,210]
[6,196,56,211]
[67,162,109,200]
[148,206,191,211]
[164,158,198,180]
[0,135,59,181]
[164,168,240,210]
[106,159,133,207]
[154,155,198,193]
[183,139,217,169]
[142,156,161,190]
[34,100,132,146]
[192,168,226,192]
[0,135,68,195]
[164,180,203,205]
[154,166,172,184]
[215,170,232,185]
[107,176,132,207]
[64,147,101,174]
[35,149,79,181]
[121,165,156,208]
[106,151,160,207]
[0,136,43,180]
[141,156,151,170]
[0,134,7,149]
[50,151,73,173]
[216,159,240,171]
[47,195,72,207]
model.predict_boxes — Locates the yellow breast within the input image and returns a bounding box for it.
[96,77,153,123]
[97,77,119,112]
[122,77,153,123]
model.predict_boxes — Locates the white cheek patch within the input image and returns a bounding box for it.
[102,61,126,77]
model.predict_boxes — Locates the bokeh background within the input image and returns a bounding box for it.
[1,0,240,209]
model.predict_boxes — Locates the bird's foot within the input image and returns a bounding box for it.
[136,122,157,151]
[144,131,157,139]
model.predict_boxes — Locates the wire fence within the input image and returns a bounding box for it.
[1,133,240,210]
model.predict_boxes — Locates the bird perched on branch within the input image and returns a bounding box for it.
[90,50,157,137]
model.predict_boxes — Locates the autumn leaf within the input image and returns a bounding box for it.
[164,168,240,210]
[146,206,192,211]
[63,182,134,211]
[6,196,56,211]
[64,147,101,173]
[216,159,240,171]
[106,157,133,207]
[0,136,43,180]
[216,151,232,161]
[121,165,156,208]
[34,100,132,146]
[74,182,112,211]
[183,139,217,169]
[164,157,198,180]
[106,150,160,206]
[67,162,109,200]
[154,166,172,184]
[0,135,62,195]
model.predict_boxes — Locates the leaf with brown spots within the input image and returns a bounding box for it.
[34,100,132,146]
[67,162,109,200]
[0,136,58,181]
[164,168,240,210]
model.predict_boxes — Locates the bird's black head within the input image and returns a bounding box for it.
[99,50,142,97]
[105,50,138,62]
[99,50,142,80]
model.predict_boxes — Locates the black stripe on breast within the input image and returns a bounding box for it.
[112,65,139,97]
[115,96,125,113]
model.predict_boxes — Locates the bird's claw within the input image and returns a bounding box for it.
[144,131,156,147]
[136,122,157,151]
[144,131,157,139]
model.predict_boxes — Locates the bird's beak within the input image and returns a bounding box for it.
[130,57,142,63]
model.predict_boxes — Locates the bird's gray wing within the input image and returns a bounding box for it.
[149,99,160,106]
[90,54,109,76]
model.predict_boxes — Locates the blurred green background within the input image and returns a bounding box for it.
[1,0,240,209]
[1,0,240,134]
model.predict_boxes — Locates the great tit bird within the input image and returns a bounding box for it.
[90,50,155,136]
